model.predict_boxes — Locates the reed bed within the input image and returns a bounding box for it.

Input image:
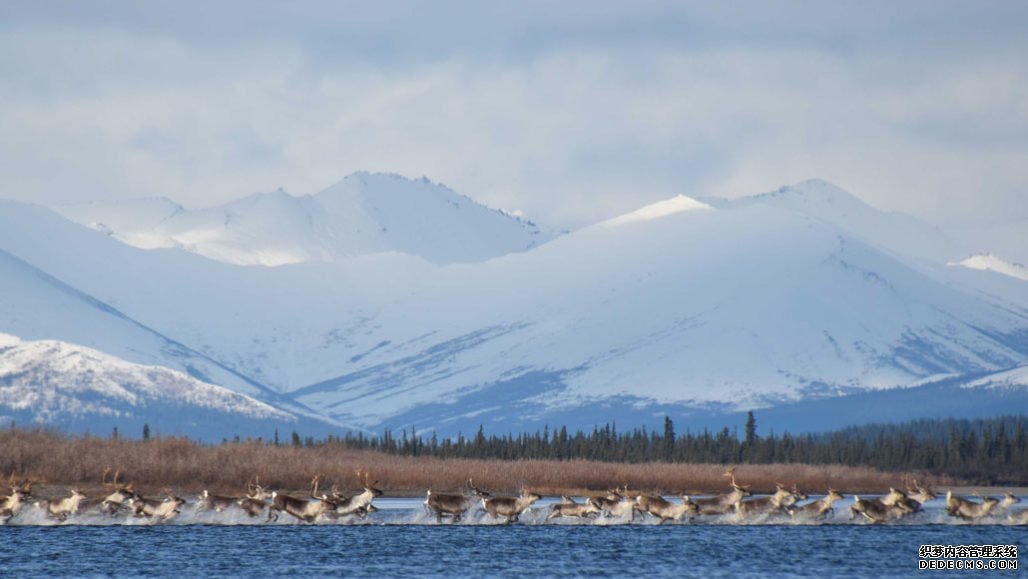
[0,429,949,497]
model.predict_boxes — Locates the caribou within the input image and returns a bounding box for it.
[100,468,138,515]
[995,492,1021,515]
[788,489,845,521]
[325,470,383,519]
[238,478,274,518]
[634,494,699,523]
[946,491,999,521]
[850,493,914,523]
[37,489,88,521]
[424,479,487,523]
[197,489,238,513]
[267,475,337,523]
[587,487,625,515]
[693,469,752,515]
[1,476,32,511]
[587,486,636,520]
[904,479,937,510]
[547,496,601,520]
[129,494,186,521]
[1008,508,1028,525]
[477,484,542,523]
[735,484,806,517]
[0,476,32,523]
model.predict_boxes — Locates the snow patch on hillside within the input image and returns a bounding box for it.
[601,195,712,227]
[963,366,1028,390]
[948,253,1028,283]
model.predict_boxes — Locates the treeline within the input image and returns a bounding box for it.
[283,414,1027,484]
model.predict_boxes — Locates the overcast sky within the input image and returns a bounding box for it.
[1,1,1026,228]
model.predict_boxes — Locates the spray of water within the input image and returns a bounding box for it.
[2,496,1023,527]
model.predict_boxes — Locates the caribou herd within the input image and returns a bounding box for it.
[1,468,1026,525]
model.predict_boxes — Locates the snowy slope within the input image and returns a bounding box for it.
[54,173,554,266]
[0,199,432,391]
[0,245,267,399]
[284,197,1028,431]
[51,197,184,247]
[963,365,1028,390]
[0,234,348,434]
[949,254,1028,283]
[0,333,302,439]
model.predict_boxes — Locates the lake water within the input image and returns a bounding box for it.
[1,497,1024,577]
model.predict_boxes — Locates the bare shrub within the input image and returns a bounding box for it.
[0,429,952,496]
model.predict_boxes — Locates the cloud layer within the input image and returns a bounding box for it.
[2,1,1026,227]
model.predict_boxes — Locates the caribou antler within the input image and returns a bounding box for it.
[724,468,737,487]
[310,474,324,498]
[467,478,490,498]
[724,468,749,490]
[353,468,377,490]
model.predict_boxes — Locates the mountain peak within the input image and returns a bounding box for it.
[759,179,871,211]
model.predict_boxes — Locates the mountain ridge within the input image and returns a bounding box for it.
[54,172,555,266]
[2,176,1027,437]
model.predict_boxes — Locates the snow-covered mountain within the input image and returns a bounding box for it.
[0,333,301,439]
[54,172,554,266]
[2,176,1027,438]
[286,196,1028,433]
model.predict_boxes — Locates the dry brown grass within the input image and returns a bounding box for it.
[0,429,952,497]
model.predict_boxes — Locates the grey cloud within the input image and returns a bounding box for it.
[0,2,1026,228]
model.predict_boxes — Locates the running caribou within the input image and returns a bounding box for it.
[197,489,238,513]
[634,494,699,523]
[324,470,383,519]
[547,496,601,520]
[587,486,636,519]
[267,475,337,523]
[849,489,915,523]
[238,478,274,518]
[692,469,752,515]
[476,484,542,523]
[129,493,187,521]
[788,489,845,521]
[100,468,138,515]
[36,489,88,521]
[735,484,806,517]
[424,479,488,522]
[946,491,1000,521]
[0,475,32,524]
